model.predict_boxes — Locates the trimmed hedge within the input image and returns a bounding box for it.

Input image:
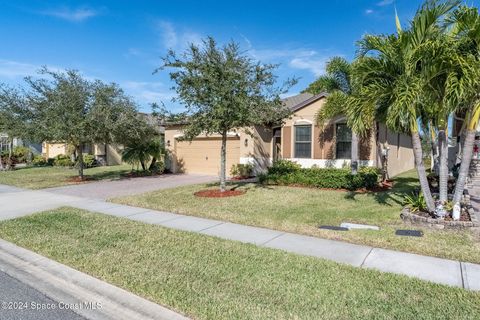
[259,161,380,190]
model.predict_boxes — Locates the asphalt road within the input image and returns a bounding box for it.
[0,271,85,320]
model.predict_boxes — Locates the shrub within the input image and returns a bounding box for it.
[149,160,165,174]
[32,155,48,166]
[261,166,380,190]
[230,163,254,178]
[53,154,74,167]
[13,146,31,163]
[403,192,426,212]
[268,160,301,175]
[81,154,97,168]
[358,166,380,189]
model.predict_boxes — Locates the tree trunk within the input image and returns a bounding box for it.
[452,129,476,204]
[412,132,436,212]
[220,131,227,192]
[149,157,157,171]
[105,144,108,166]
[6,139,13,170]
[140,160,146,171]
[438,129,448,203]
[77,145,84,179]
[351,132,359,175]
[431,138,439,173]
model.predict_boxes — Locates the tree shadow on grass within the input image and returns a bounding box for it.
[343,176,419,206]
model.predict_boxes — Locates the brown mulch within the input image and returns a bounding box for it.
[230,176,255,181]
[194,189,245,198]
[121,171,162,178]
[65,176,94,184]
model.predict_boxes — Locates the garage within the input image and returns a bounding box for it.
[175,137,240,175]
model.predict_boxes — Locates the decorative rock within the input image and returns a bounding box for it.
[453,202,461,221]
[319,225,349,231]
[340,223,380,231]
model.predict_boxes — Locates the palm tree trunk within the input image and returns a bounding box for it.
[220,131,227,192]
[351,132,359,175]
[452,129,476,204]
[412,131,435,212]
[438,129,448,202]
[77,145,84,179]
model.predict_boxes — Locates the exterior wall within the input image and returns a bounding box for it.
[42,143,68,158]
[376,123,415,177]
[280,96,377,168]
[93,144,123,166]
[238,125,272,173]
[43,142,122,165]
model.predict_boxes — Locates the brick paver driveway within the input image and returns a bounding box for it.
[44,174,217,200]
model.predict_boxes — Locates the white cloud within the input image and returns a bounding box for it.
[0,59,39,78]
[289,54,328,77]
[156,20,202,50]
[122,81,175,105]
[365,9,374,14]
[41,7,99,22]
[377,0,394,6]
[124,48,143,59]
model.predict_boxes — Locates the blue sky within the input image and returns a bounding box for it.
[0,0,442,112]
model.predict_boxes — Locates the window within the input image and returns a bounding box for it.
[336,123,352,159]
[295,125,312,158]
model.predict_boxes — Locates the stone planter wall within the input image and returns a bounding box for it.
[400,195,480,230]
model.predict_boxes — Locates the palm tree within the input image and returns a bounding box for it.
[449,5,480,204]
[122,138,164,172]
[304,57,360,174]
[350,1,459,212]
[122,142,151,171]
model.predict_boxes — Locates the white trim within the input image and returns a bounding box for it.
[293,119,313,125]
[293,123,313,158]
[240,156,272,174]
[287,158,374,169]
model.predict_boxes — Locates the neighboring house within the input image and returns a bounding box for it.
[164,93,415,177]
[0,133,42,155]
[42,113,166,166]
[42,143,124,166]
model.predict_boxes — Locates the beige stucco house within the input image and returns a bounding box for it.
[165,93,415,177]
[42,143,123,166]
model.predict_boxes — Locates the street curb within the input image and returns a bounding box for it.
[0,239,189,320]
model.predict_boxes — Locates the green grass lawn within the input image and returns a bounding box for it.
[0,207,478,319]
[112,170,480,264]
[0,164,132,189]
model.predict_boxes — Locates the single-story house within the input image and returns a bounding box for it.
[42,143,124,166]
[165,93,415,177]
[42,113,165,166]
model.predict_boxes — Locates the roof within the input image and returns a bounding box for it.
[283,92,328,112]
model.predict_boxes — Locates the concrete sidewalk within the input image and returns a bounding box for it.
[1,184,479,291]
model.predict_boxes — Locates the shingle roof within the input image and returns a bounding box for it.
[282,92,327,112]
